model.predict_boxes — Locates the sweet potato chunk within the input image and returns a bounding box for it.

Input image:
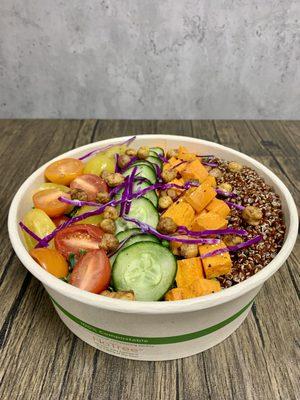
[201,175,217,188]
[165,287,187,301]
[199,241,232,278]
[181,159,209,183]
[184,185,216,213]
[206,198,230,218]
[191,211,228,231]
[176,257,204,288]
[188,279,221,297]
[163,201,195,226]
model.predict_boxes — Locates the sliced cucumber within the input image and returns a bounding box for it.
[123,164,156,184]
[149,150,159,157]
[110,234,159,265]
[131,160,156,170]
[116,228,141,241]
[115,197,159,234]
[112,242,177,301]
[114,180,158,207]
[146,156,163,169]
[150,147,164,157]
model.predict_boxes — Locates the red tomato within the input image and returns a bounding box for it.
[70,174,108,201]
[33,189,71,218]
[69,249,111,293]
[52,215,70,227]
[30,248,69,278]
[45,158,84,185]
[54,224,104,258]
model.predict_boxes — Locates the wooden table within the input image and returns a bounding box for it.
[0,120,299,400]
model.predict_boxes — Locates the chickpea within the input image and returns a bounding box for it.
[105,173,125,187]
[180,244,198,258]
[223,235,243,247]
[100,218,116,234]
[167,188,177,200]
[158,195,173,209]
[101,290,135,300]
[218,182,233,192]
[137,146,150,159]
[161,169,177,183]
[242,206,263,226]
[103,206,119,220]
[166,149,178,159]
[99,233,119,253]
[70,188,88,201]
[157,217,177,234]
[228,161,243,173]
[209,168,223,179]
[160,190,168,197]
[96,191,110,204]
[101,170,110,180]
[117,154,131,169]
[125,148,137,157]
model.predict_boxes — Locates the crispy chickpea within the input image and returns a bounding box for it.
[101,170,110,180]
[101,290,135,300]
[100,218,116,234]
[137,146,150,159]
[125,148,137,157]
[158,195,173,210]
[99,233,119,253]
[223,235,243,247]
[167,188,177,200]
[103,206,119,220]
[161,168,177,183]
[70,188,88,201]
[96,191,110,204]
[218,182,233,192]
[180,244,198,258]
[228,161,243,173]
[242,206,263,226]
[157,217,177,234]
[160,190,168,197]
[209,168,223,179]
[166,149,178,159]
[105,173,125,187]
[117,154,131,169]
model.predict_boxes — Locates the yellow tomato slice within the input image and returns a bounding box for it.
[45,158,84,185]
[22,209,56,250]
[30,248,68,278]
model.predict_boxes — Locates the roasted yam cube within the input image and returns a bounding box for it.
[191,211,228,231]
[187,278,221,297]
[176,257,204,288]
[165,287,187,301]
[201,175,217,188]
[163,201,195,227]
[206,198,230,218]
[199,242,232,278]
[184,185,216,213]
[181,159,209,183]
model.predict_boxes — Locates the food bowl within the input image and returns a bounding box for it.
[8,135,298,361]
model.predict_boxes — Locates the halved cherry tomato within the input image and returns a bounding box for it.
[70,174,108,201]
[52,215,70,227]
[30,248,68,278]
[54,224,104,258]
[69,249,111,293]
[33,188,71,218]
[45,158,84,185]
[22,209,56,250]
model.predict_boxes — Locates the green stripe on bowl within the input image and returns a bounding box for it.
[51,296,254,345]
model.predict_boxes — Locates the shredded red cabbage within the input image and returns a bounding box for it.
[78,136,136,161]
[158,154,168,163]
[170,160,187,170]
[19,222,49,248]
[124,166,137,214]
[197,155,214,158]
[177,226,248,237]
[120,156,138,171]
[202,162,218,167]
[225,201,245,210]
[200,235,262,258]
[216,189,238,198]
[115,154,121,173]
[122,217,220,244]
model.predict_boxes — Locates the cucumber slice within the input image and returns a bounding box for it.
[112,242,177,301]
[150,147,164,157]
[115,197,159,234]
[123,164,156,184]
[149,150,159,157]
[146,156,163,169]
[114,180,158,207]
[110,234,159,265]
[116,228,141,241]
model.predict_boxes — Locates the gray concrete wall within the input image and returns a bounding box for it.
[0,1,299,119]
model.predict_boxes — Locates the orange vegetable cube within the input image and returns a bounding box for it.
[176,257,204,288]
[202,175,217,188]
[163,201,195,227]
[184,185,216,213]
[177,146,197,161]
[191,211,227,231]
[165,287,187,301]
[206,198,230,218]
[187,279,221,297]
[181,159,209,183]
[199,241,232,278]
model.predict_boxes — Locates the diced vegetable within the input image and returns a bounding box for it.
[206,198,230,218]
[187,279,221,297]
[164,287,187,301]
[191,211,228,231]
[163,201,195,227]
[184,185,216,213]
[199,241,232,278]
[201,175,217,188]
[176,257,204,288]
[181,159,209,183]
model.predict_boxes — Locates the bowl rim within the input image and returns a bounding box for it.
[8,134,298,314]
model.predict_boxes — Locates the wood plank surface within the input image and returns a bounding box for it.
[0,120,298,400]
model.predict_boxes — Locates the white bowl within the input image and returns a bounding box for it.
[8,135,298,361]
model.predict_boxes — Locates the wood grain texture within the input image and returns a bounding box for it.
[0,120,298,400]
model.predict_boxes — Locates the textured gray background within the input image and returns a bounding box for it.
[0,0,299,119]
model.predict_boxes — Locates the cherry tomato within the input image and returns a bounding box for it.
[70,174,108,201]
[75,206,104,226]
[33,182,69,195]
[45,158,84,185]
[33,188,71,218]
[22,209,56,250]
[30,248,68,278]
[83,153,115,175]
[54,224,104,258]
[52,215,70,227]
[69,249,111,293]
